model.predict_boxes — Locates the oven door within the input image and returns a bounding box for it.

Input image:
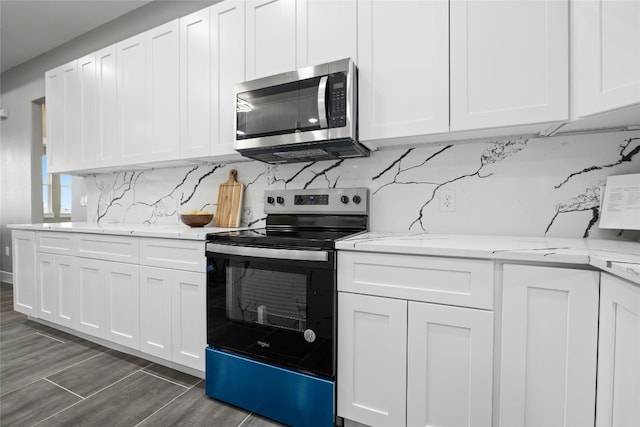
[206,243,336,379]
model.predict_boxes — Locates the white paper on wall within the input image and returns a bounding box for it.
[599,174,640,230]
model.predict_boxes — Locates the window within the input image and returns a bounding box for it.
[42,153,72,219]
[60,174,72,215]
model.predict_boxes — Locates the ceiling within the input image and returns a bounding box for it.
[0,0,153,73]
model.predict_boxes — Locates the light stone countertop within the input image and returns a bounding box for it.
[9,225,639,284]
[336,233,640,285]
[7,222,246,241]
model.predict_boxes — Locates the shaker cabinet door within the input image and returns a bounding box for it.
[180,8,212,159]
[171,270,206,371]
[146,20,180,162]
[117,33,147,164]
[407,301,493,427]
[450,0,568,131]
[211,0,245,156]
[499,264,599,427]
[572,0,640,118]
[78,53,97,168]
[140,266,173,360]
[337,292,407,427]
[596,273,640,427]
[36,252,57,322]
[55,255,77,329]
[12,231,37,317]
[357,0,449,143]
[296,0,357,68]
[95,45,119,168]
[104,261,140,350]
[245,0,297,80]
[76,258,107,338]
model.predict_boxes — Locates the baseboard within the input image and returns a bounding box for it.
[0,271,13,284]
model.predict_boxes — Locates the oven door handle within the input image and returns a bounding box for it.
[206,243,329,262]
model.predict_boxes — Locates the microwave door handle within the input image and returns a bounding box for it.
[317,76,328,128]
[206,243,329,262]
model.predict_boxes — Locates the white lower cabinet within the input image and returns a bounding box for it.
[104,261,140,349]
[76,258,108,338]
[407,301,493,427]
[499,264,599,427]
[12,230,37,316]
[13,230,207,374]
[140,265,206,371]
[36,252,57,322]
[338,293,407,427]
[76,257,139,350]
[36,253,76,327]
[337,251,494,427]
[596,273,640,427]
[171,270,206,370]
[140,266,173,360]
[338,293,494,427]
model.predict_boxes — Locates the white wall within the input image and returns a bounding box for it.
[0,1,219,276]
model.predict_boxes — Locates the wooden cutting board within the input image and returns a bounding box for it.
[214,169,244,227]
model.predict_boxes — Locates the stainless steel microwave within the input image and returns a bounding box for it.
[234,58,369,164]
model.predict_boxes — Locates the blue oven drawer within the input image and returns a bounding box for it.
[205,347,334,427]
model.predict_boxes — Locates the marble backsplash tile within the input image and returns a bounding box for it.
[83,130,640,240]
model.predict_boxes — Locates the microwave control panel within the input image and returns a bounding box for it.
[329,73,347,128]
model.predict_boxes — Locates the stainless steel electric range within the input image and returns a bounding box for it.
[205,187,368,427]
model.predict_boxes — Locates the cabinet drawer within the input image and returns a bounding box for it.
[338,251,494,309]
[139,238,205,272]
[36,231,74,255]
[76,234,139,263]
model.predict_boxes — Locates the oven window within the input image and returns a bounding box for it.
[227,266,307,332]
[207,252,336,378]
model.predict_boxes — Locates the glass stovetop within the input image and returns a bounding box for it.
[206,228,365,249]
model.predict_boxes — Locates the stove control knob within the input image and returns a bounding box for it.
[276,196,285,204]
[352,195,362,204]
[266,196,275,204]
[304,329,316,343]
[340,195,349,204]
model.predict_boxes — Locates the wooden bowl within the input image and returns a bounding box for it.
[180,213,213,227]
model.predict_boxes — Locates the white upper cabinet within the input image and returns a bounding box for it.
[180,8,212,159]
[296,0,357,68]
[357,0,449,143]
[78,53,97,169]
[45,66,64,174]
[46,60,81,174]
[146,20,180,162]
[211,0,246,157]
[117,33,147,164]
[450,0,569,131]
[246,0,297,80]
[571,0,640,119]
[95,45,119,168]
[117,21,180,165]
[61,60,81,172]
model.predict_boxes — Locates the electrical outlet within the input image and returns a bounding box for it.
[440,190,455,212]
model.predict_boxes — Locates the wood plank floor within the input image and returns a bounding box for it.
[0,282,285,426]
